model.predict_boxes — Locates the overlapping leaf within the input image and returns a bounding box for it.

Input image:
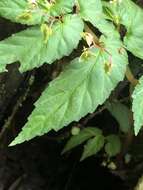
[0,0,75,25]
[77,0,120,37]
[0,14,83,72]
[10,35,128,146]
[105,135,121,157]
[62,127,102,153]
[0,0,43,25]
[103,0,143,59]
[49,0,75,16]
[81,134,105,161]
[132,76,143,135]
[77,0,103,24]
[106,101,131,133]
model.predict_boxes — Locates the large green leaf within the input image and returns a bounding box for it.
[0,0,43,25]
[105,135,121,157]
[106,101,131,133]
[103,0,143,59]
[0,0,75,25]
[81,134,105,161]
[10,35,128,146]
[62,127,102,153]
[132,76,143,135]
[0,14,83,72]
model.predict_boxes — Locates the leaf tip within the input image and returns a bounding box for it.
[9,135,25,147]
[80,156,84,162]
[9,139,19,147]
[135,129,139,136]
[80,152,87,161]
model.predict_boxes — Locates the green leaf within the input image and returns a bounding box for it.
[62,127,102,153]
[77,0,119,37]
[77,0,103,24]
[106,101,131,133]
[132,76,143,135]
[10,35,128,146]
[0,14,83,72]
[105,135,121,157]
[48,0,75,16]
[103,0,143,59]
[0,0,43,25]
[0,0,75,25]
[81,135,105,161]
[71,127,81,136]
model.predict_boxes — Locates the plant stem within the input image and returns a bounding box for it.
[126,66,138,86]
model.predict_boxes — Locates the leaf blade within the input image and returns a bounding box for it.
[62,127,102,153]
[0,14,83,72]
[77,0,103,24]
[77,0,119,37]
[105,135,121,157]
[80,135,105,161]
[132,76,143,135]
[103,0,143,59]
[0,0,75,25]
[0,0,43,25]
[106,101,131,133]
[49,0,75,16]
[10,35,128,146]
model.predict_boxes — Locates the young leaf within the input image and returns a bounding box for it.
[81,135,105,161]
[0,0,43,25]
[103,0,143,59]
[0,14,83,72]
[105,135,121,157]
[10,35,128,146]
[106,101,131,133]
[132,76,143,135]
[62,127,102,153]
